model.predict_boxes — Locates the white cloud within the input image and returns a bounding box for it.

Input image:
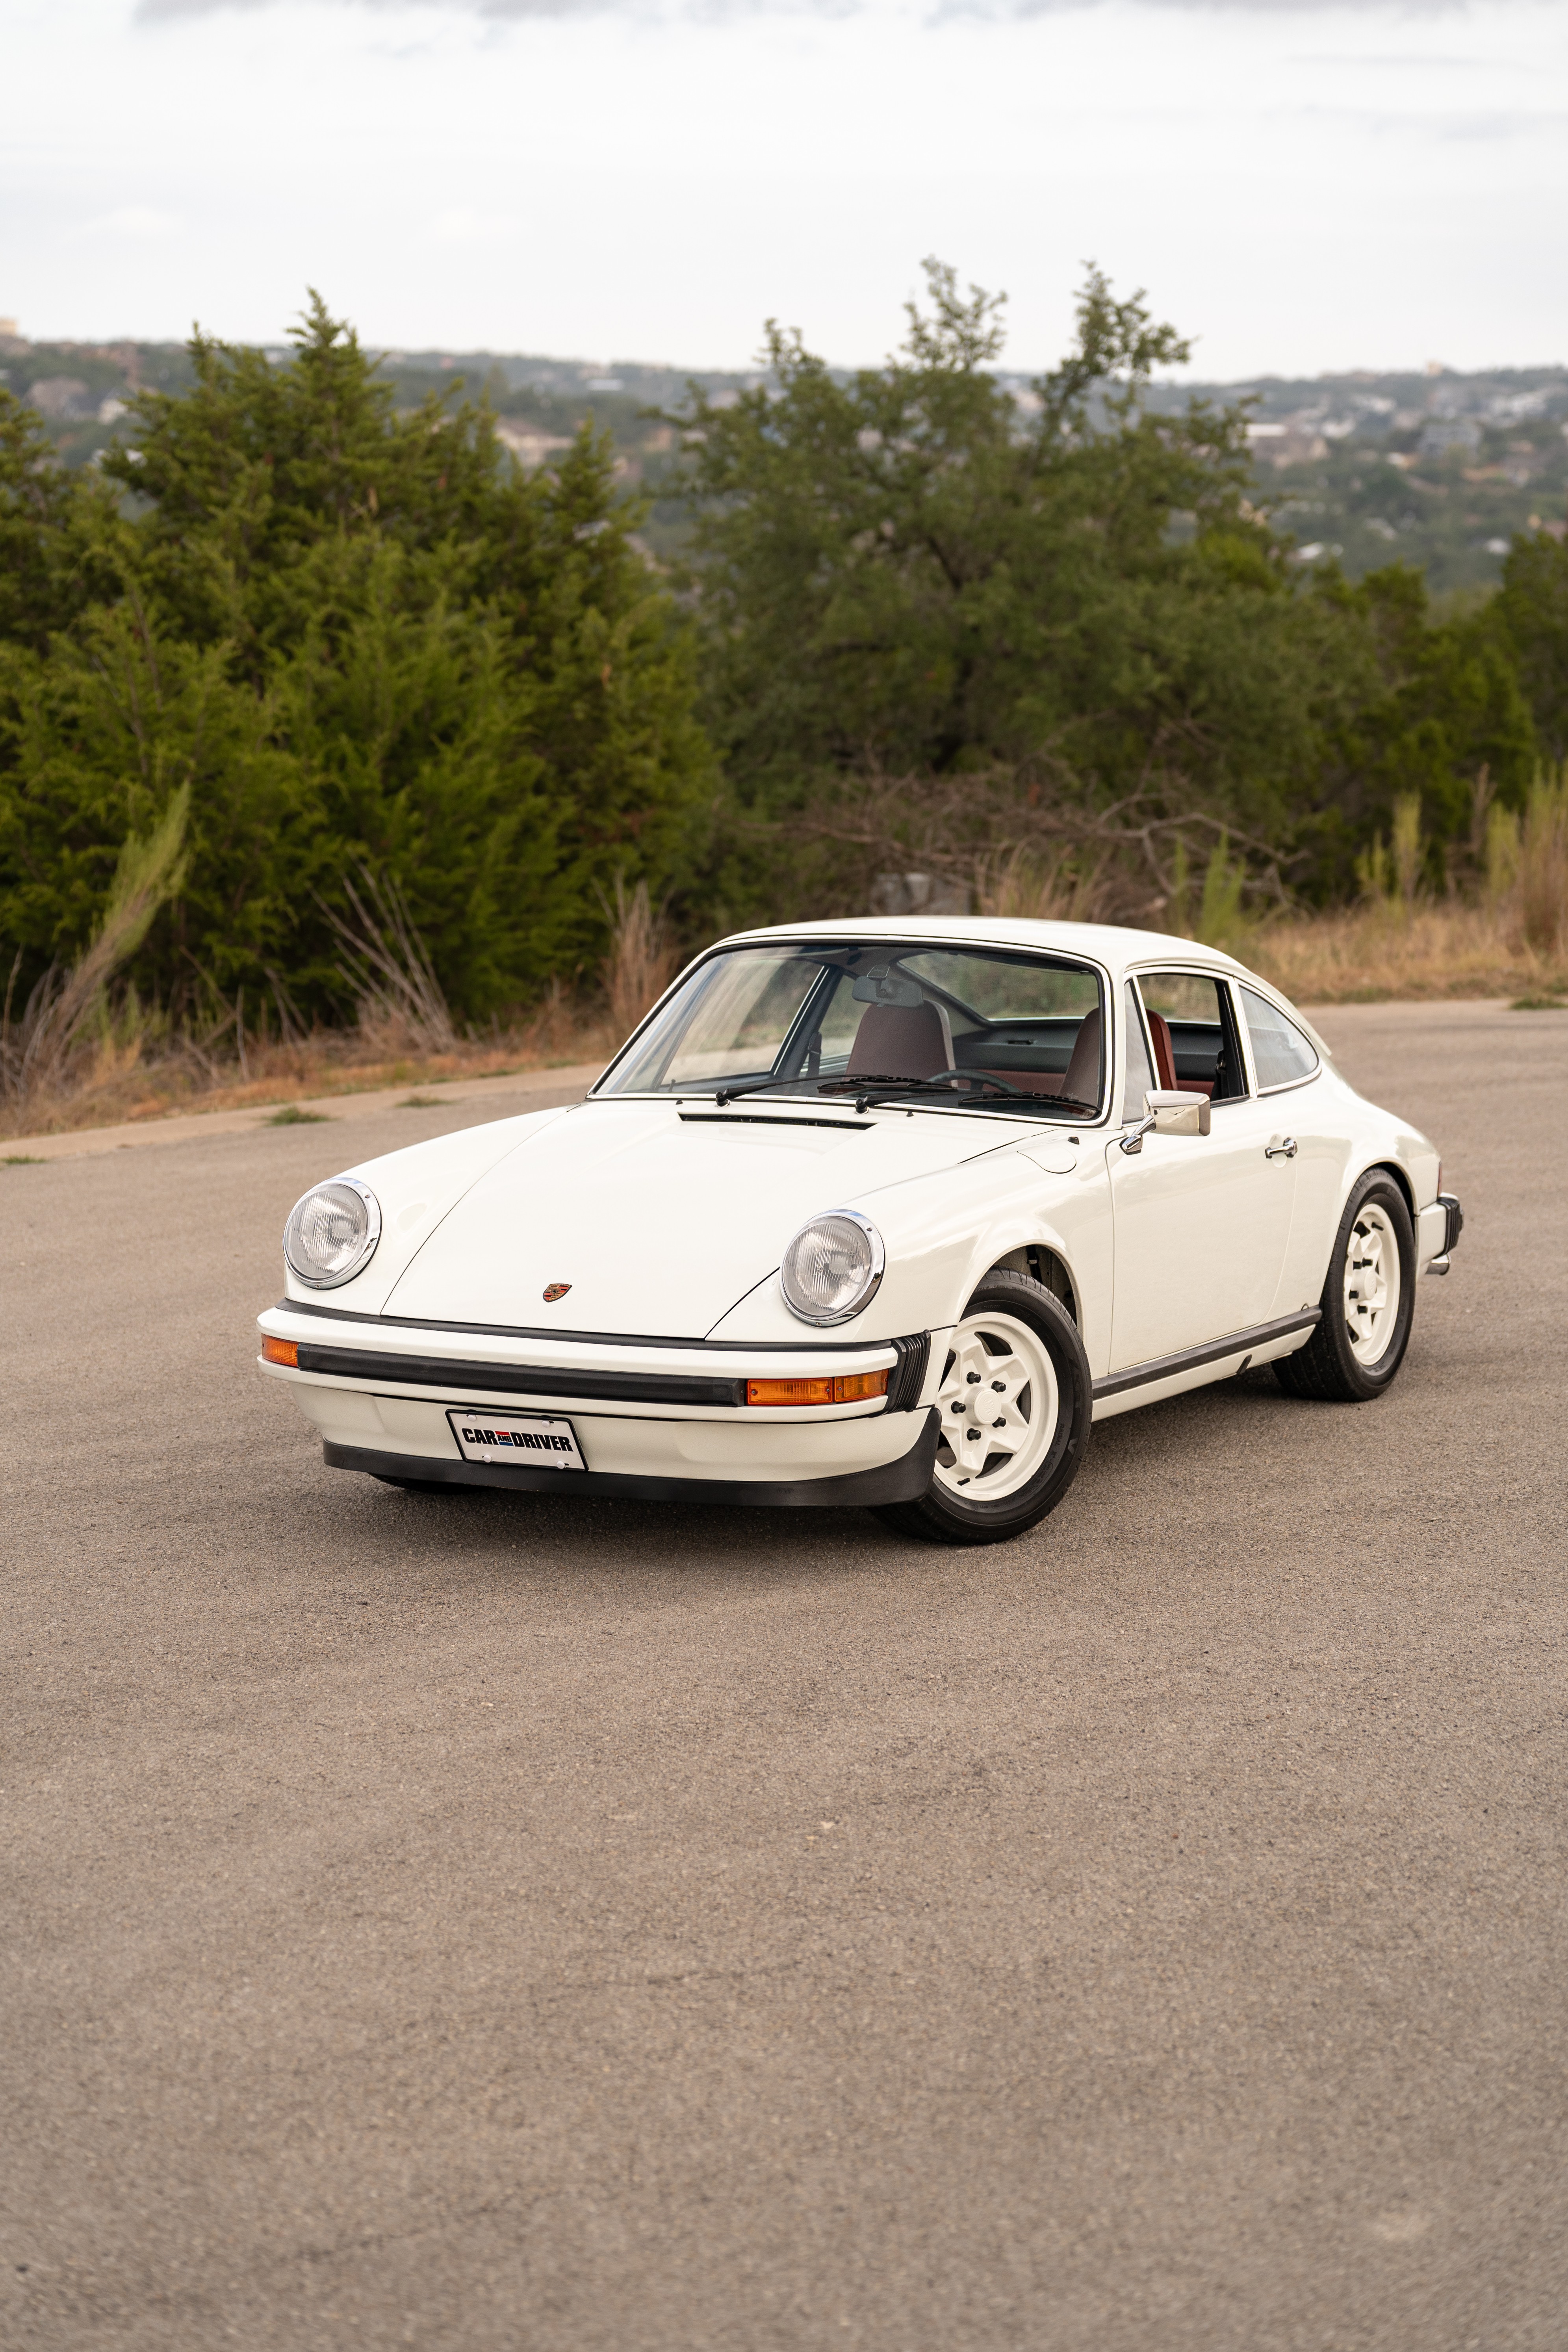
[134,0,1488,17]
[65,204,183,239]
[6,0,1565,373]
[419,206,526,246]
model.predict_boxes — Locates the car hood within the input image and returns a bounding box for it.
[381,1097,1035,1339]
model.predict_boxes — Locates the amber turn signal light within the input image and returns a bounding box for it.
[746,1369,889,1408]
[262,1336,299,1368]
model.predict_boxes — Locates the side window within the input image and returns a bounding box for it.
[1122,983,1155,1121]
[1240,986,1319,1091]
[1135,971,1247,1102]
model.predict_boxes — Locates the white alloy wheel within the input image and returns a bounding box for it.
[932,1310,1060,1503]
[1344,1201,1402,1365]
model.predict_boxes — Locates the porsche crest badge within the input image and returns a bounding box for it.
[542,1282,572,1303]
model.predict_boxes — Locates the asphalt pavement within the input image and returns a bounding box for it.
[4,1001,1566,2352]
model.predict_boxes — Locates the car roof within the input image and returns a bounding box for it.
[715,914,1253,979]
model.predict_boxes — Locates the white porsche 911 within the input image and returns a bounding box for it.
[256,919,1462,1545]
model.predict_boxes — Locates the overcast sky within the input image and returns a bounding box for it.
[4,0,1566,377]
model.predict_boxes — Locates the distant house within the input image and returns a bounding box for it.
[1417,417,1482,458]
[1247,419,1329,469]
[27,375,96,422]
[491,419,573,470]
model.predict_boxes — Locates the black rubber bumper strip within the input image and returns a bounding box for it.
[323,1409,939,1510]
[885,1330,930,1412]
[1438,1191,1464,1254]
[290,1332,933,1411]
[295,1341,744,1408]
[1091,1309,1321,1401]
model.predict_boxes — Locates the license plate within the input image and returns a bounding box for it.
[446,1408,586,1471]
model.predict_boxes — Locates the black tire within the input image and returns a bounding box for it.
[1275,1169,1416,1404]
[872,1271,1092,1546]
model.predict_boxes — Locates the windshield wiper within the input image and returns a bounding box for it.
[817,1069,1028,1113]
[711,1069,1096,1118]
[820,1071,1101,1118]
[710,1073,813,1107]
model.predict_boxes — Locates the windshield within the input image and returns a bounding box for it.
[597,940,1106,1119]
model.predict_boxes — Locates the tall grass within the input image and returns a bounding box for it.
[321,868,458,1056]
[1253,766,1568,1002]
[1510,768,1568,957]
[600,876,677,1038]
[2,789,189,1113]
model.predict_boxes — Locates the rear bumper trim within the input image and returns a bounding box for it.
[1438,1191,1464,1256]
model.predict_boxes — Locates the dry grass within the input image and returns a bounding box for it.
[1251,770,1568,1004]
[2,858,637,1143]
[1247,901,1567,1006]
[0,1003,616,1144]
[599,876,678,1039]
[9,779,1568,1137]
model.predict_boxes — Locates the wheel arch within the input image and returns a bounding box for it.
[1300,1156,1420,1309]
[984,1241,1080,1324]
[1364,1157,1417,1223]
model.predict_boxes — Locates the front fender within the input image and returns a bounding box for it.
[705,1138,1115,1374]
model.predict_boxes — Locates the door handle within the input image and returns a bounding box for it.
[1266,1135,1298,1160]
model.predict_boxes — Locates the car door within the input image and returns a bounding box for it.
[1106,970,1299,1372]
[1234,982,1345,1314]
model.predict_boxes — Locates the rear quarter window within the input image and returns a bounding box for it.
[1240,986,1320,1090]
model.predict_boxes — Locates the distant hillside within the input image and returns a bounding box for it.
[1134,364,1568,595]
[4,324,1564,592]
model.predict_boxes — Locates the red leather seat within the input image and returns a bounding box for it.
[1146,1008,1213,1098]
[846,1000,949,1080]
[1147,1009,1177,1091]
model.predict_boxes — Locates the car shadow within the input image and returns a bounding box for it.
[267,1354,1438,1607]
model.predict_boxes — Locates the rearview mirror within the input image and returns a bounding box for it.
[852,965,924,1008]
[1145,1088,1211,1137]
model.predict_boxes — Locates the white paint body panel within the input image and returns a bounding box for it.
[258,916,1456,1497]
[1105,1093,1298,1369]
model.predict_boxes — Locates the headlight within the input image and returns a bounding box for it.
[284,1177,382,1290]
[780,1210,885,1326]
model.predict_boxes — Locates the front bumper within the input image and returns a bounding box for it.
[323,1417,939,1508]
[256,1302,941,1506]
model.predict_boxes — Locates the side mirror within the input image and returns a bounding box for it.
[1146,1088,1211,1137]
[1119,1088,1212,1154]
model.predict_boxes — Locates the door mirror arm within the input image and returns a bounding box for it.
[1119,1089,1212,1154]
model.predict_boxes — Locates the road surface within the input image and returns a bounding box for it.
[4,1001,1565,2350]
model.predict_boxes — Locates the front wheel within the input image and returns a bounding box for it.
[872,1272,1092,1546]
[1275,1170,1416,1403]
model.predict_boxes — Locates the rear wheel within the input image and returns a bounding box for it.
[1275,1171,1415,1403]
[873,1272,1091,1546]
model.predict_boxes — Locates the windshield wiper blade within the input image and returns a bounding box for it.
[711,1073,809,1107]
[817,1069,1029,1112]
